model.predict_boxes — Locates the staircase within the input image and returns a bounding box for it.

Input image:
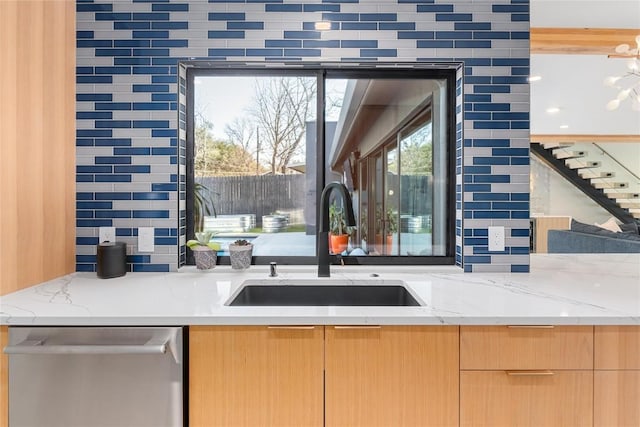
[531,142,640,222]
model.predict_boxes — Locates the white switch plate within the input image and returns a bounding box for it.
[138,227,155,252]
[488,226,505,252]
[99,227,116,243]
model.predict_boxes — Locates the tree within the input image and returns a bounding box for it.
[224,116,256,154]
[194,111,257,177]
[400,123,433,176]
[249,76,316,174]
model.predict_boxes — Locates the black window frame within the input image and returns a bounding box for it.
[185,62,457,266]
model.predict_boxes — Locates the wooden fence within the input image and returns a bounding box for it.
[197,175,306,226]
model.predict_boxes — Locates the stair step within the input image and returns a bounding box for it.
[554,150,588,160]
[593,182,629,189]
[605,192,640,199]
[618,201,640,209]
[542,142,575,149]
[579,171,615,179]
[566,160,601,170]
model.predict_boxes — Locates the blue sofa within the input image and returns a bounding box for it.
[547,219,640,253]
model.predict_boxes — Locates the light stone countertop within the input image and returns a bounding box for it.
[1,254,639,326]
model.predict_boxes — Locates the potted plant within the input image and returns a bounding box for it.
[228,239,253,270]
[193,182,217,233]
[187,231,221,270]
[329,201,349,254]
[189,183,220,269]
[375,206,397,255]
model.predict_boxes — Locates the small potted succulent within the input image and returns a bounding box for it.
[228,239,253,270]
[187,231,221,270]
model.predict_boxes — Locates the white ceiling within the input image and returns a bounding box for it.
[530,0,640,136]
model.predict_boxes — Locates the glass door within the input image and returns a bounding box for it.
[399,114,434,255]
[384,144,399,255]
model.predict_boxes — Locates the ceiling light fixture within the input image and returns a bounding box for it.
[604,35,640,111]
[559,125,569,129]
[314,21,332,31]
[545,107,561,114]
[528,75,542,82]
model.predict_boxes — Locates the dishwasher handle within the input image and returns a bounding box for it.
[4,328,182,364]
[4,336,168,356]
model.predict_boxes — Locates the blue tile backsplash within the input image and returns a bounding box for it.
[76,0,530,273]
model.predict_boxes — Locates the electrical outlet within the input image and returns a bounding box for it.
[138,227,155,252]
[99,227,116,243]
[488,226,505,252]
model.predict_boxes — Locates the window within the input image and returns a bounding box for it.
[186,64,456,265]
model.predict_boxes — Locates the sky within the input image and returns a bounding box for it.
[194,76,348,141]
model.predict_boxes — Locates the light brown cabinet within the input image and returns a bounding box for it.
[189,326,324,427]
[460,325,593,370]
[190,325,459,427]
[460,326,594,427]
[1,326,7,427]
[594,325,640,370]
[594,326,640,427]
[461,370,593,427]
[325,326,458,427]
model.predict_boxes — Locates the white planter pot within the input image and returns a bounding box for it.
[229,244,253,270]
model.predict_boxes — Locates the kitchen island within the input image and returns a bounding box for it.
[2,254,639,427]
[1,253,638,326]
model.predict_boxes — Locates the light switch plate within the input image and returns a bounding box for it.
[138,227,155,252]
[488,226,505,252]
[99,227,116,243]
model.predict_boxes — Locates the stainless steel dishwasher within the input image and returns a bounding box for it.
[4,326,184,427]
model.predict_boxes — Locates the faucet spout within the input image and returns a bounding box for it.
[318,182,356,277]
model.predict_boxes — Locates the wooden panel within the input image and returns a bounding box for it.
[531,28,640,55]
[533,216,571,254]
[325,326,459,427]
[189,326,324,427]
[0,327,7,427]
[460,370,593,427]
[594,370,640,427]
[595,326,640,370]
[531,134,640,144]
[0,0,75,296]
[460,326,593,370]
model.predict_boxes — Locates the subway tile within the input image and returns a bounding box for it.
[75,0,530,272]
[132,264,170,272]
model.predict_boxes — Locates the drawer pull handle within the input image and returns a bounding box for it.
[334,326,382,330]
[507,325,555,329]
[267,326,315,330]
[506,370,555,376]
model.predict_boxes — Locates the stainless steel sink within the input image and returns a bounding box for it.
[226,280,422,306]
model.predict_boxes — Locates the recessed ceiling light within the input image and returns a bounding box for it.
[546,107,561,114]
[528,75,542,82]
[559,125,569,129]
[314,21,332,31]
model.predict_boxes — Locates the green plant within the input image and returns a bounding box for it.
[329,201,347,235]
[231,239,252,246]
[386,207,398,234]
[375,206,398,235]
[193,182,217,233]
[186,231,221,251]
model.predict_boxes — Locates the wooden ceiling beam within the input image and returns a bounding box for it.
[530,28,639,55]
[531,134,640,143]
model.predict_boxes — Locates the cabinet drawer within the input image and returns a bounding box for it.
[460,370,593,427]
[594,370,640,427]
[460,326,593,370]
[595,326,640,369]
